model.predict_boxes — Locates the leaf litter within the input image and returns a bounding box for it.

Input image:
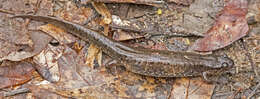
[0,0,259,98]
[191,0,249,52]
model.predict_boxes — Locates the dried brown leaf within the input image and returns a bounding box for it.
[167,0,194,5]
[170,78,215,99]
[56,2,95,25]
[0,0,54,61]
[33,44,65,83]
[26,47,111,97]
[56,48,90,88]
[0,15,32,61]
[85,44,101,68]
[27,85,68,99]
[112,30,143,41]
[111,15,150,33]
[39,24,76,44]
[191,0,249,51]
[92,2,112,24]
[0,62,35,89]
[0,30,52,61]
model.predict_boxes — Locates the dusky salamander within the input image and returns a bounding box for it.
[13,15,234,77]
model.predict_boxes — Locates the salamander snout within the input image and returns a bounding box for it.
[216,54,234,68]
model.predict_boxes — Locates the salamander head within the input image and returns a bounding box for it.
[214,54,234,68]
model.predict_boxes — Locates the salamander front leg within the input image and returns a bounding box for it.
[202,71,221,83]
[103,59,127,75]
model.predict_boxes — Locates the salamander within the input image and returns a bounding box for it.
[13,15,234,77]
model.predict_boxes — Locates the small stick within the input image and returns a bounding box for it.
[247,82,260,99]
[4,88,30,97]
[0,9,15,15]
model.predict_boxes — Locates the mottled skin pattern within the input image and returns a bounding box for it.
[13,15,234,77]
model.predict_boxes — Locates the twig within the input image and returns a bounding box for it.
[228,88,242,99]
[247,82,260,99]
[0,9,15,15]
[167,81,174,99]
[4,88,30,97]
[185,79,191,99]
[213,91,235,97]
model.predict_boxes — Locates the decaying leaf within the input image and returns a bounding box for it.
[111,15,204,37]
[170,78,215,99]
[191,0,249,52]
[0,15,32,61]
[26,46,111,97]
[1,0,259,98]
[112,30,143,41]
[0,30,52,61]
[92,2,112,25]
[33,44,65,83]
[0,62,35,89]
[85,44,101,67]
[27,85,68,98]
[26,84,114,98]
[0,0,54,62]
[111,15,151,33]
[167,0,194,5]
[39,24,76,45]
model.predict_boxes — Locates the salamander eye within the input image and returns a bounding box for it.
[221,62,229,67]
